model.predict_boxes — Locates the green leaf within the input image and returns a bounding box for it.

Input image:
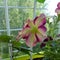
[13,47,31,55]
[12,40,21,48]
[0,35,13,43]
[20,47,31,55]
[37,0,45,3]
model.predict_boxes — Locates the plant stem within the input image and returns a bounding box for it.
[30,47,33,60]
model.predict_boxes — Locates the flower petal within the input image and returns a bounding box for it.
[22,28,30,38]
[36,33,45,42]
[42,36,53,42]
[16,27,30,40]
[16,30,22,40]
[33,16,38,24]
[38,25,47,32]
[36,28,47,42]
[55,8,60,14]
[25,19,35,28]
[40,42,46,48]
[34,14,46,27]
[39,18,46,26]
[23,19,30,29]
[38,28,47,37]
[25,34,37,47]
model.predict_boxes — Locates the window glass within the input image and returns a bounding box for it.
[9,8,33,29]
[0,0,4,6]
[8,0,34,7]
[0,8,6,30]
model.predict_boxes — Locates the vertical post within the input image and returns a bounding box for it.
[33,0,37,19]
[4,0,13,60]
[8,40,13,60]
[58,22,60,34]
[0,43,3,60]
[4,0,10,35]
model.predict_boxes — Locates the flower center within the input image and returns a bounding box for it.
[31,25,38,33]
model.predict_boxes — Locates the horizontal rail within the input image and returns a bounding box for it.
[0,28,22,32]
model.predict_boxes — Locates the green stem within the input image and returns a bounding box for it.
[30,47,33,60]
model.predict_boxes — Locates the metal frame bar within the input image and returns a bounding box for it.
[33,0,37,18]
[4,0,10,35]
[0,6,47,10]
[0,28,22,32]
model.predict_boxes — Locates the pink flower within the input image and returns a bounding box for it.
[55,8,60,14]
[55,2,60,14]
[57,2,60,9]
[16,14,47,48]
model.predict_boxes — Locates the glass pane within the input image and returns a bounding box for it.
[36,9,46,16]
[0,31,7,35]
[11,31,18,37]
[8,0,34,7]
[36,9,41,16]
[36,2,44,8]
[0,8,6,30]
[9,8,33,29]
[0,43,9,59]
[36,1,47,15]
[0,0,4,6]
